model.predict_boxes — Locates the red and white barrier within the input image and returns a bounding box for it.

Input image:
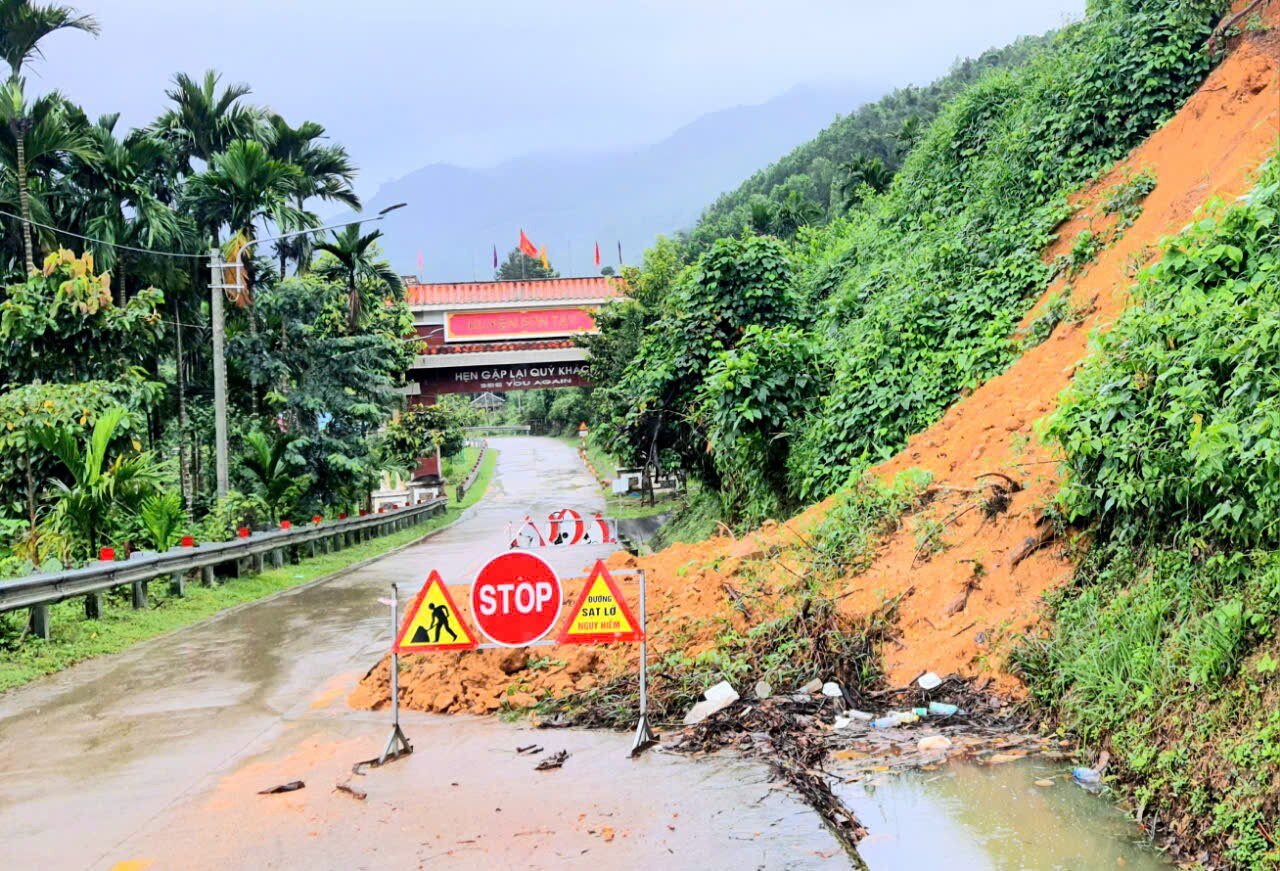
[509,509,618,548]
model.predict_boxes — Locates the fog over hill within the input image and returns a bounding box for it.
[358,83,881,281]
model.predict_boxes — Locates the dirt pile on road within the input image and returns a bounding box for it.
[355,14,1279,715]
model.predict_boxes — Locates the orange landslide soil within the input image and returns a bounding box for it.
[356,13,1280,716]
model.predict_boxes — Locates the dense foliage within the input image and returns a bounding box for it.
[592,0,1228,525]
[1022,158,1280,866]
[0,3,453,576]
[684,35,1054,252]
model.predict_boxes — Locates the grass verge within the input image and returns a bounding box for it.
[0,447,499,692]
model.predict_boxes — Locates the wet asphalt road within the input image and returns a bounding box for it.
[0,437,843,869]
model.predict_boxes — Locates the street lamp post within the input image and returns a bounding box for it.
[208,204,407,500]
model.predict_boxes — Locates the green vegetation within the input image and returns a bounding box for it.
[684,35,1054,253]
[0,446,496,691]
[589,0,1227,528]
[0,3,475,584]
[1019,157,1280,866]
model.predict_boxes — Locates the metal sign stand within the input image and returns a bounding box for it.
[378,583,413,764]
[628,569,655,755]
[382,565,655,759]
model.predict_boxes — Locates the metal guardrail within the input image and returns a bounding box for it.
[455,441,490,503]
[463,425,530,436]
[2,497,448,638]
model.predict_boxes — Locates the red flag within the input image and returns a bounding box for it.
[417,250,424,272]
[519,229,538,258]
[594,241,601,267]
[492,245,498,268]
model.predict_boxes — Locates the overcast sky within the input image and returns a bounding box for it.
[30,1,1083,197]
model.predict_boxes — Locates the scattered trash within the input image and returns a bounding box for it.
[1072,751,1109,792]
[848,710,873,721]
[754,680,773,700]
[798,678,823,694]
[1072,766,1102,788]
[917,672,943,691]
[917,735,953,753]
[682,681,740,725]
[535,749,570,771]
[516,744,544,755]
[600,825,616,843]
[928,701,960,717]
[258,780,305,795]
[821,682,844,698]
[833,710,874,730]
[870,711,920,729]
[1035,779,1055,788]
[335,781,367,801]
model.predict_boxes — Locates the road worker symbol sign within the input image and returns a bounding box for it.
[558,560,644,644]
[393,571,477,653]
[470,551,563,647]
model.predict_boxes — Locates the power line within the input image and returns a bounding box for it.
[0,209,209,260]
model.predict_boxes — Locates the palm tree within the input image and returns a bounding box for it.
[184,138,304,274]
[35,406,161,559]
[314,224,403,332]
[0,0,98,75]
[265,114,360,277]
[62,113,181,303]
[0,81,96,273]
[0,0,98,272]
[152,70,261,178]
[242,430,305,520]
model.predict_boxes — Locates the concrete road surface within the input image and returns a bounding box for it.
[0,437,843,869]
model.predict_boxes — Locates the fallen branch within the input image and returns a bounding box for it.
[1009,527,1057,569]
[722,582,753,621]
[974,471,1023,493]
[335,781,367,800]
[1206,0,1270,49]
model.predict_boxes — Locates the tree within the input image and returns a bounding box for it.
[0,0,98,272]
[229,275,408,512]
[266,114,360,277]
[0,0,98,75]
[61,113,183,303]
[383,403,467,472]
[240,429,309,520]
[605,235,801,488]
[495,247,558,280]
[0,249,164,383]
[184,139,303,246]
[36,406,162,559]
[314,225,402,332]
[152,70,261,177]
[0,80,96,275]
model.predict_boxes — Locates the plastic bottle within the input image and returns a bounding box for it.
[928,702,960,717]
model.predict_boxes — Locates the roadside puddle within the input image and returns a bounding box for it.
[830,755,1169,869]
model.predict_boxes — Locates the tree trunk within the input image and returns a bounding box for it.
[16,126,35,274]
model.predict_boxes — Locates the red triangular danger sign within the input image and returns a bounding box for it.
[394,571,477,652]
[557,560,644,644]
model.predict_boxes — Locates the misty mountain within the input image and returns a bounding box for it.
[355,83,881,281]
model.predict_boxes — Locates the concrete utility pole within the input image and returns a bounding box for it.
[208,204,407,502]
[209,250,231,499]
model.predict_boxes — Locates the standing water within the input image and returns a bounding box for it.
[833,757,1170,869]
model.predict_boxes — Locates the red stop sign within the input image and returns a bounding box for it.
[470,552,563,647]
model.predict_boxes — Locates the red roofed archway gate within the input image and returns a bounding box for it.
[402,276,622,479]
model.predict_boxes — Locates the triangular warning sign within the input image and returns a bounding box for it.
[394,571,477,653]
[557,560,644,644]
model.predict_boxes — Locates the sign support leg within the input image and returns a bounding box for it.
[630,569,656,756]
[379,582,412,764]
